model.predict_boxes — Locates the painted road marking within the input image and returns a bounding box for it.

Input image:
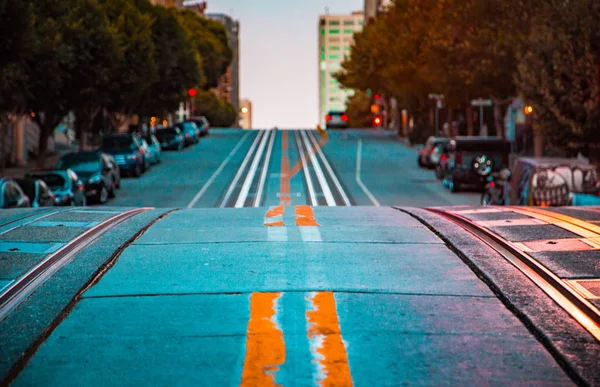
[300,130,336,206]
[306,292,353,387]
[307,130,351,206]
[221,131,265,208]
[356,139,381,207]
[255,129,277,207]
[295,206,319,227]
[187,131,251,208]
[294,130,318,206]
[265,206,285,227]
[236,130,273,208]
[241,292,285,387]
[280,131,291,206]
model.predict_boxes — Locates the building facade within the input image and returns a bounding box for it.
[150,0,184,8]
[364,0,392,24]
[239,99,252,129]
[318,11,364,126]
[206,13,240,114]
[182,0,207,14]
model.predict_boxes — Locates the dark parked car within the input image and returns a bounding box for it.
[325,111,348,129]
[435,142,452,180]
[484,157,600,206]
[26,169,87,206]
[418,137,450,169]
[14,178,55,207]
[143,134,161,164]
[176,122,200,146]
[0,177,30,208]
[444,136,511,192]
[188,116,210,136]
[101,133,147,177]
[56,151,119,204]
[155,127,185,151]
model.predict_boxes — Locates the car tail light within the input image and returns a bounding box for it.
[456,154,462,164]
[62,194,70,201]
[373,116,382,126]
[341,114,348,122]
[326,115,332,121]
[78,185,84,192]
[489,182,496,189]
[186,133,190,138]
[441,155,448,162]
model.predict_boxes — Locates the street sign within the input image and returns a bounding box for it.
[471,99,493,107]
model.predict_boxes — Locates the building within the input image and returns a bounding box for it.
[318,11,364,126]
[364,0,392,24]
[150,0,185,8]
[206,13,240,114]
[182,0,206,14]
[239,99,252,129]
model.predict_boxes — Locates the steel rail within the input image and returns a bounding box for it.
[427,207,600,342]
[220,130,264,208]
[306,130,352,206]
[294,130,317,206]
[253,129,277,208]
[0,208,59,235]
[300,130,336,206]
[235,129,272,208]
[508,206,600,238]
[0,207,152,321]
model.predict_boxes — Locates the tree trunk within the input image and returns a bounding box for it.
[533,125,544,157]
[446,108,453,137]
[466,105,474,136]
[492,100,505,139]
[34,113,63,167]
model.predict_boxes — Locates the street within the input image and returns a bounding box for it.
[109,129,480,208]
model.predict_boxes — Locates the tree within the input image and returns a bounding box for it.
[137,5,203,119]
[516,0,600,159]
[176,9,232,89]
[345,91,372,128]
[193,90,237,127]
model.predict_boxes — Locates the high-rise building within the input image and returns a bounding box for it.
[239,99,252,129]
[364,0,392,24]
[318,11,364,126]
[206,13,240,114]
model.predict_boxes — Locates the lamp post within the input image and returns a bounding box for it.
[428,94,445,136]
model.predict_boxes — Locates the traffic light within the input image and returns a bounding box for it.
[373,115,382,127]
[374,94,381,101]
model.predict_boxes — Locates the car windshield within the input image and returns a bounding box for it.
[29,174,66,190]
[14,179,36,200]
[57,154,101,172]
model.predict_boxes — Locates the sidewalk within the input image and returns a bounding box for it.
[1,142,79,178]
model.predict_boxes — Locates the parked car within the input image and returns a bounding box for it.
[143,134,162,164]
[444,136,511,193]
[56,151,119,204]
[25,169,87,206]
[176,122,200,146]
[325,111,349,129]
[101,133,147,177]
[155,127,185,151]
[483,157,600,206]
[188,116,210,136]
[435,142,452,180]
[0,177,30,208]
[14,178,55,207]
[104,154,121,189]
[419,137,450,169]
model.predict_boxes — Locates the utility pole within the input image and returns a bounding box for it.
[428,94,444,136]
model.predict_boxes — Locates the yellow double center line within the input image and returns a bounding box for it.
[241,207,352,386]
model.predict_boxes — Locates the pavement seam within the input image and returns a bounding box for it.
[1,209,178,386]
[396,207,590,387]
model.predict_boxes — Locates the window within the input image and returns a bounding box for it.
[329,97,341,102]
[321,54,326,60]
[329,79,338,85]
[329,55,340,60]
[329,21,340,26]
[344,29,354,34]
[343,20,355,26]
[344,46,351,51]
[329,46,340,51]
[359,20,364,25]
[320,28,325,36]
[329,29,340,34]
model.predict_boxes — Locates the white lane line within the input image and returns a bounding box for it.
[253,129,277,207]
[235,130,272,208]
[300,227,322,242]
[187,131,252,208]
[294,130,318,206]
[267,227,288,242]
[306,130,352,206]
[220,131,264,208]
[356,139,381,207]
[300,130,336,206]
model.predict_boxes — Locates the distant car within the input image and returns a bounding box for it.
[188,116,210,136]
[26,169,86,206]
[325,111,349,129]
[155,127,185,151]
[56,151,119,204]
[14,178,55,207]
[486,157,600,206]
[101,133,147,177]
[419,137,450,169]
[444,136,511,193]
[176,122,200,146]
[143,134,162,164]
[435,142,452,180]
[0,177,30,208]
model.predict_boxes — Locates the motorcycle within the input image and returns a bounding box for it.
[481,169,511,206]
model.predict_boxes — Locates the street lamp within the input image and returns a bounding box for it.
[524,105,533,115]
[241,107,249,114]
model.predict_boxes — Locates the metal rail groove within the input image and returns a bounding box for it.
[0,209,61,235]
[427,208,600,342]
[0,207,153,321]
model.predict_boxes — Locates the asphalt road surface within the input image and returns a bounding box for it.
[2,129,600,386]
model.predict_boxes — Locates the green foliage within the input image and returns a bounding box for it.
[194,90,237,127]
[345,91,372,128]
[176,9,232,89]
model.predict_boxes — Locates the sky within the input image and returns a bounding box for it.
[206,0,364,128]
